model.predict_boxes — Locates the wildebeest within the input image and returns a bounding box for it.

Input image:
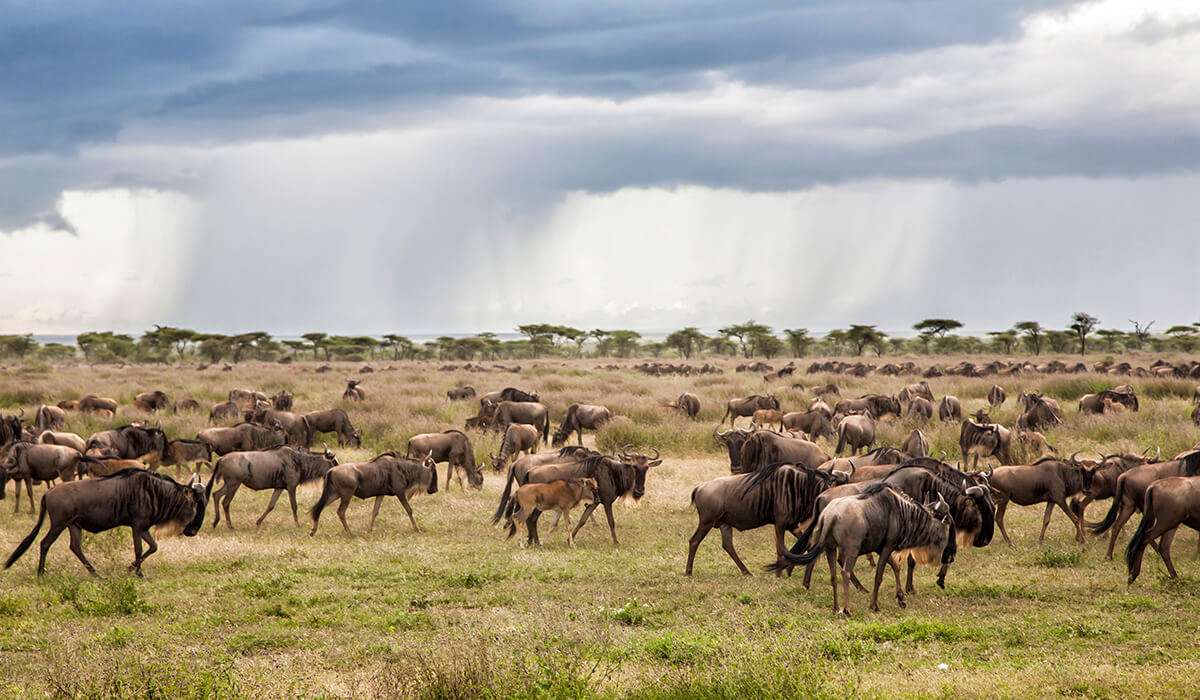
[33,405,66,432]
[986,455,1098,545]
[209,401,241,424]
[57,400,79,411]
[173,398,201,414]
[303,408,361,448]
[37,430,86,454]
[665,392,701,419]
[77,454,156,478]
[268,390,292,411]
[820,447,910,482]
[78,394,118,416]
[907,397,933,422]
[507,478,599,548]
[987,385,1007,408]
[343,379,366,401]
[85,425,168,461]
[835,395,900,420]
[228,389,267,410]
[713,429,753,472]
[4,470,207,577]
[447,386,476,401]
[1126,476,1200,582]
[1017,392,1064,431]
[1016,429,1056,459]
[835,413,876,456]
[781,409,836,442]
[685,461,852,576]
[781,484,955,615]
[1,442,83,511]
[309,452,438,535]
[1,411,23,447]
[1091,451,1200,560]
[162,439,214,477]
[739,431,830,473]
[490,401,550,444]
[899,381,934,405]
[491,423,540,472]
[721,395,780,427]
[903,429,930,458]
[750,409,784,432]
[134,390,170,413]
[197,422,286,456]
[406,430,482,490]
[552,404,613,447]
[938,395,963,422]
[491,446,594,524]
[959,419,1003,468]
[498,449,660,546]
[498,387,540,403]
[245,406,311,447]
[1069,452,1148,523]
[207,446,338,528]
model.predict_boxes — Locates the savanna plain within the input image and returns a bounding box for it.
[2,356,1200,698]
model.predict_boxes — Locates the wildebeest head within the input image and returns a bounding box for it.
[421,452,439,495]
[959,480,995,547]
[713,428,751,469]
[184,474,209,537]
[616,445,661,500]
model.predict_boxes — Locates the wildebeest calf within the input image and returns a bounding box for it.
[507,478,599,547]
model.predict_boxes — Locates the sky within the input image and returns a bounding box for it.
[2,0,1199,337]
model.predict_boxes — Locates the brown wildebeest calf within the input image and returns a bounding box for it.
[751,409,784,432]
[507,478,599,548]
[1126,476,1200,583]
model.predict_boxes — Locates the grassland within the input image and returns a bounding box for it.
[2,355,1200,698]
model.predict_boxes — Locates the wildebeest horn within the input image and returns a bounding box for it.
[648,446,660,461]
[1068,451,1080,466]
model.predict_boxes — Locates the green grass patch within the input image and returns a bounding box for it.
[847,619,974,643]
[641,632,719,665]
[1034,548,1083,568]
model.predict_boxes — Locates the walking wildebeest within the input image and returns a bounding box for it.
[173,398,201,414]
[552,404,613,447]
[85,425,167,461]
[491,423,540,472]
[714,429,754,472]
[209,400,241,424]
[162,439,214,477]
[309,452,438,535]
[781,409,836,442]
[938,395,963,422]
[1,442,83,512]
[1069,451,1149,523]
[491,446,594,524]
[721,395,780,427]
[781,483,955,615]
[685,461,853,576]
[507,478,599,548]
[33,405,66,432]
[835,413,876,456]
[665,392,701,419]
[490,401,550,444]
[134,390,170,413]
[447,386,476,401]
[987,385,1007,408]
[835,395,900,420]
[207,446,338,528]
[4,470,207,577]
[750,409,785,432]
[739,431,830,473]
[1091,451,1200,560]
[1017,392,1063,431]
[1126,476,1200,583]
[197,422,286,456]
[303,408,362,448]
[986,455,1098,545]
[78,394,118,416]
[343,379,366,401]
[903,429,930,459]
[37,430,86,454]
[907,397,933,422]
[406,430,482,490]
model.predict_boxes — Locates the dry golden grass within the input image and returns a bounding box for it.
[1,355,1199,697]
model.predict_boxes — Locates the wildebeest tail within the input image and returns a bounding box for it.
[1090,478,1123,535]
[5,494,47,569]
[309,472,337,522]
[492,464,518,524]
[1124,487,1158,577]
[301,416,313,448]
[205,459,223,499]
[781,515,828,566]
[541,416,550,445]
[835,424,847,455]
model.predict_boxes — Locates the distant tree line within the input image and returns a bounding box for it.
[0,314,1196,363]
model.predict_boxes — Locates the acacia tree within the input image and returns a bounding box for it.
[913,319,962,354]
[665,327,707,359]
[1014,321,1043,356]
[844,325,886,356]
[1129,320,1154,350]
[302,332,329,361]
[988,330,1018,354]
[1167,325,1199,352]
[1069,312,1099,355]
[1095,329,1126,352]
[783,328,813,358]
[717,321,771,358]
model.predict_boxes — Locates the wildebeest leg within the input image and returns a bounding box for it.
[1106,502,1136,560]
[602,502,619,546]
[719,524,751,575]
[397,493,419,532]
[336,497,354,536]
[256,489,284,529]
[11,478,20,513]
[577,430,583,447]
[64,524,96,576]
[24,480,35,514]
[892,555,907,608]
[527,508,542,546]
[995,497,1013,546]
[570,503,598,543]
[367,495,384,532]
[839,548,858,616]
[1054,497,1084,543]
[905,554,917,594]
[221,483,241,529]
[826,548,839,613]
[130,528,144,575]
[287,486,299,525]
[1157,527,1179,578]
[772,525,787,578]
[210,484,225,528]
[564,510,576,547]
[871,548,892,612]
[138,530,158,573]
[685,521,713,576]
[1038,501,1055,543]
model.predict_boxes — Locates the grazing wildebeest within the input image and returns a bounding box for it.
[78,394,119,416]
[4,470,207,577]
[162,439,214,477]
[173,398,201,414]
[499,449,660,546]
[309,452,438,535]
[303,408,361,448]
[1126,476,1200,582]
[406,430,482,490]
[721,395,780,427]
[835,413,876,456]
[986,455,1098,545]
[552,404,613,447]
[685,461,852,576]
[1,442,82,512]
[781,484,955,615]
[899,381,934,405]
[447,386,476,401]
[903,429,930,459]
[809,398,834,418]
[835,395,900,420]
[343,379,366,401]
[938,395,963,422]
[1017,392,1063,431]
[33,405,66,432]
[246,406,311,447]
[85,425,168,461]
[1091,451,1200,560]
[988,385,1007,408]
[209,401,241,424]
[665,392,701,420]
[270,391,294,411]
[739,431,830,473]
[134,391,171,413]
[781,409,836,442]
[197,422,286,456]
[507,478,599,548]
[499,387,540,403]
[491,423,540,472]
[959,419,1003,468]
[491,446,594,524]
[907,397,933,422]
[228,389,267,410]
[37,430,86,454]
[750,409,785,432]
[207,446,338,528]
[490,401,550,444]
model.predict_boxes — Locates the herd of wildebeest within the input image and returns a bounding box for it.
[2,358,1200,617]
